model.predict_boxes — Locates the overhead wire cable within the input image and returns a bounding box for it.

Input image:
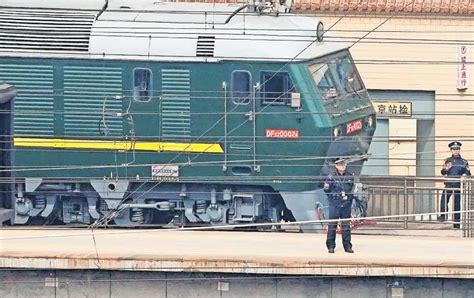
[3,209,474,240]
[86,3,368,228]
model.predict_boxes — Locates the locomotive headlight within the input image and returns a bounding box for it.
[333,127,341,137]
[316,21,324,42]
[367,116,374,128]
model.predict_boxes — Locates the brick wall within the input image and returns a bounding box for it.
[173,0,474,15]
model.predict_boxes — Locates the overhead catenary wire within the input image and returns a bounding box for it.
[10,0,452,187]
[0,5,470,282]
[1,0,462,204]
[86,3,372,228]
[83,13,373,197]
[1,2,472,280]
[0,140,471,174]
[0,2,470,175]
[1,110,473,117]
[2,209,473,241]
[0,0,468,210]
[3,47,474,61]
[1,91,474,98]
[12,30,469,46]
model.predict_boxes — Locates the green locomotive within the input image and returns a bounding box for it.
[0,1,375,227]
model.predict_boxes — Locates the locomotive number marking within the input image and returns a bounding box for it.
[346,119,363,135]
[265,129,300,139]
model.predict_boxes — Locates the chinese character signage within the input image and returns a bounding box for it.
[372,101,412,118]
[457,45,468,90]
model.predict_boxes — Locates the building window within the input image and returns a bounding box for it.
[260,72,292,105]
[133,68,152,102]
[232,71,251,104]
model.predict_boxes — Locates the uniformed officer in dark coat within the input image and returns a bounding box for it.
[323,157,354,253]
[439,141,471,228]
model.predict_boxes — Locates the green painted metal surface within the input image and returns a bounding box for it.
[0,64,54,136]
[63,65,123,137]
[1,56,374,193]
[161,69,191,140]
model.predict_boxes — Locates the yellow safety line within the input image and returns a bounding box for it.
[13,137,223,153]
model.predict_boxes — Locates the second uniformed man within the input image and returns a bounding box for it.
[439,141,471,228]
[323,157,354,253]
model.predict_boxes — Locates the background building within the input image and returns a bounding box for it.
[291,0,473,177]
[186,0,473,177]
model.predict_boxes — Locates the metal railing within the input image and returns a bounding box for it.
[462,178,473,237]
[359,176,473,237]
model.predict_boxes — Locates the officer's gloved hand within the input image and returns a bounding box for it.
[323,181,330,190]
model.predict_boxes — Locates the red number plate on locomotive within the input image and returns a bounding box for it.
[346,119,363,135]
[265,129,300,139]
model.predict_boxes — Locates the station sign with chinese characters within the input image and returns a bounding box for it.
[372,101,412,118]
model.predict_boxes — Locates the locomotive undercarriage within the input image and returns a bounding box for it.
[13,179,293,227]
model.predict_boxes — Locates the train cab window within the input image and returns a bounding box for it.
[133,68,152,102]
[335,57,363,94]
[259,71,292,105]
[309,63,339,101]
[309,52,365,101]
[231,71,251,104]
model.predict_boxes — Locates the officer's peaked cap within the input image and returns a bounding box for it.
[448,141,462,149]
[333,157,346,164]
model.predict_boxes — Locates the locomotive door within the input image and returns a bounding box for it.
[129,68,159,140]
[224,70,257,173]
[126,68,160,167]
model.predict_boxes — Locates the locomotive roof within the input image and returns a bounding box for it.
[0,0,347,62]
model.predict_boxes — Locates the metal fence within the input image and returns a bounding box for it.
[360,176,473,237]
[462,178,473,237]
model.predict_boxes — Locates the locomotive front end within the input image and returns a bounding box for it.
[308,50,376,175]
[279,50,376,229]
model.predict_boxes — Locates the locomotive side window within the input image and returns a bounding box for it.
[231,71,251,104]
[133,68,152,102]
[260,71,292,105]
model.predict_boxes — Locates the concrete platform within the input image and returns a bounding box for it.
[1,229,473,279]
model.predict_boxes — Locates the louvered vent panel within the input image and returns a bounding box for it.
[196,36,215,57]
[0,8,98,53]
[63,66,123,136]
[0,64,54,136]
[161,69,191,140]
